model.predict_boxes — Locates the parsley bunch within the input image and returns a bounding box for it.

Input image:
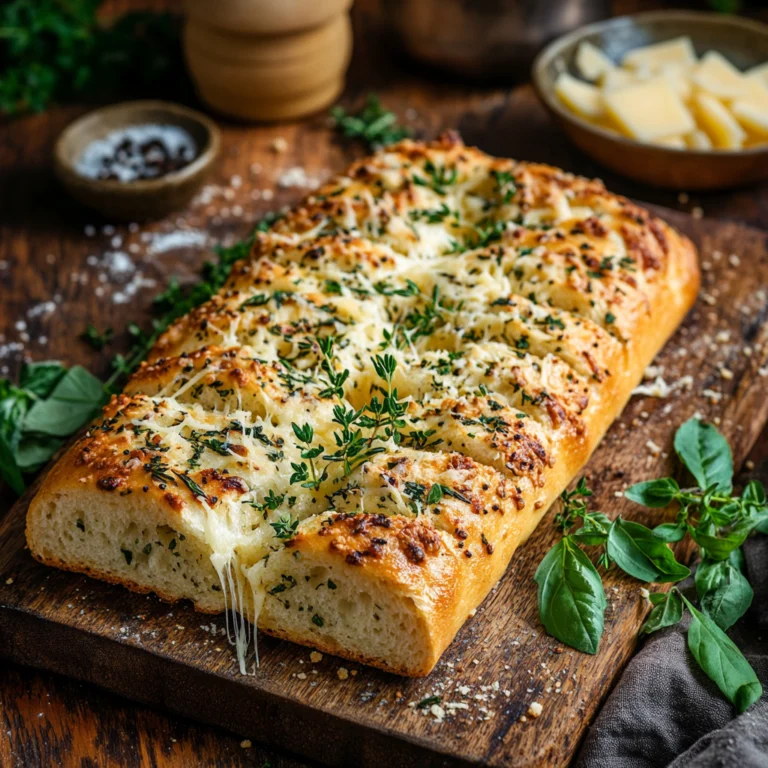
[0,0,188,116]
[535,417,766,712]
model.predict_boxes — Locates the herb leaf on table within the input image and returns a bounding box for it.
[23,365,105,436]
[534,536,606,654]
[640,588,684,635]
[674,417,733,493]
[682,595,762,713]
[330,94,411,151]
[606,518,691,583]
[0,362,104,492]
[535,417,766,712]
[695,550,753,631]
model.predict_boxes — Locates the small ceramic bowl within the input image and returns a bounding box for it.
[532,11,768,190]
[54,100,221,220]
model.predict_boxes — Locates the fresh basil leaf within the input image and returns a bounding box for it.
[571,529,609,546]
[707,501,741,529]
[0,380,30,439]
[0,432,25,495]
[695,550,753,630]
[652,522,687,542]
[691,520,754,561]
[742,479,765,507]
[674,418,733,494]
[534,537,606,654]
[741,481,768,533]
[681,595,762,713]
[625,478,680,508]
[23,366,105,437]
[15,434,62,471]
[19,360,68,399]
[607,518,691,583]
[641,589,683,634]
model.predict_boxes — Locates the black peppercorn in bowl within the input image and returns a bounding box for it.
[54,101,221,221]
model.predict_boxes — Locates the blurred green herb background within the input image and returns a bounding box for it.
[0,0,190,116]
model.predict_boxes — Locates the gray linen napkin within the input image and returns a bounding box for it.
[575,536,768,768]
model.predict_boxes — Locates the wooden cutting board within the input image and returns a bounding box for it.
[1,208,767,768]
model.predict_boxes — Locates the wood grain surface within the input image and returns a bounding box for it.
[3,1,768,767]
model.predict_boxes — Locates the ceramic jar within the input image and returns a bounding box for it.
[184,0,353,121]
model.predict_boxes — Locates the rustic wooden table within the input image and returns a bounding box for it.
[2,1,768,766]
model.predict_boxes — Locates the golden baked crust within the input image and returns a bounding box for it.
[27,134,700,676]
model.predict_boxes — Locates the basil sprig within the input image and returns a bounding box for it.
[535,417,765,712]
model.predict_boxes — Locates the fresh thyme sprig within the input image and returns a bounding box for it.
[316,336,349,400]
[290,423,327,490]
[323,405,385,477]
[270,514,299,540]
[359,354,406,447]
[287,353,407,492]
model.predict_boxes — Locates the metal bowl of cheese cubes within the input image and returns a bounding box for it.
[533,11,768,189]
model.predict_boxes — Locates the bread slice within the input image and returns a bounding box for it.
[27,134,700,676]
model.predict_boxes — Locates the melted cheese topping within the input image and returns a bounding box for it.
[112,136,670,671]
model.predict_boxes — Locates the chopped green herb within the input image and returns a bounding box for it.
[80,324,113,350]
[330,94,410,150]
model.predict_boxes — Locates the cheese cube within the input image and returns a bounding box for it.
[746,62,768,86]
[691,51,747,99]
[622,37,697,72]
[695,92,746,149]
[575,41,615,82]
[602,68,636,91]
[554,72,604,120]
[652,135,686,149]
[686,130,713,150]
[737,77,768,108]
[602,77,695,142]
[731,100,768,138]
[660,63,693,101]
[632,64,656,82]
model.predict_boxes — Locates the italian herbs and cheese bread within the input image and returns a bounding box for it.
[26,134,700,676]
